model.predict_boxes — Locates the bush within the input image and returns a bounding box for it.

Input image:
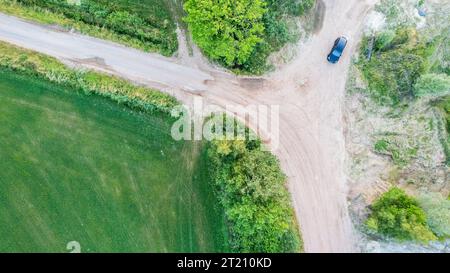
[414,73,450,97]
[366,188,437,242]
[417,192,450,238]
[207,123,301,252]
[297,0,315,16]
[437,96,450,132]
[184,0,267,67]
[430,34,450,75]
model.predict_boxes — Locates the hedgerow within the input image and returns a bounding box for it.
[0,41,178,113]
[207,124,302,252]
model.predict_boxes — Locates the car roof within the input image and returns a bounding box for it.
[336,37,347,50]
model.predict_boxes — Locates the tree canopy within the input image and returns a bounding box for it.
[184,0,267,67]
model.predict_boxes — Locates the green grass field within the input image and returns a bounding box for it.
[0,71,228,252]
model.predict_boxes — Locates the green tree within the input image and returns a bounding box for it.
[366,188,437,242]
[360,28,430,105]
[184,0,267,67]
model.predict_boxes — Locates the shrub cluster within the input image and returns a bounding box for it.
[438,97,450,134]
[0,41,178,113]
[183,0,267,68]
[366,188,437,242]
[13,0,177,55]
[373,138,418,167]
[207,125,301,252]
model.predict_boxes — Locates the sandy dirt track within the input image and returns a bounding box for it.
[0,0,378,252]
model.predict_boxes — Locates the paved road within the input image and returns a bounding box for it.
[0,0,377,252]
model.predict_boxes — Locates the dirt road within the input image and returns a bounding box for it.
[0,0,377,252]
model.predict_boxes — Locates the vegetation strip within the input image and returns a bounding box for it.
[435,97,450,165]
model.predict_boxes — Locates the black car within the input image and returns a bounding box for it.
[327,36,348,63]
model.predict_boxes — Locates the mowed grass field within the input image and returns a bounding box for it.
[0,71,228,252]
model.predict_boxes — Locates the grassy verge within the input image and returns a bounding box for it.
[0,0,177,56]
[207,125,302,253]
[0,41,178,113]
[366,188,437,242]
